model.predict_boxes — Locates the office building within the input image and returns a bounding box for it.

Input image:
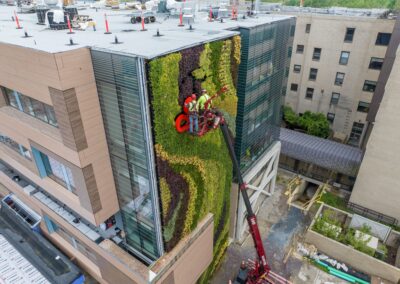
[350,19,400,222]
[282,8,396,147]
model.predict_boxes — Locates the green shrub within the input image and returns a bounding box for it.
[342,225,375,256]
[313,209,343,240]
[320,192,351,213]
[159,178,172,221]
[283,106,298,127]
[283,106,330,138]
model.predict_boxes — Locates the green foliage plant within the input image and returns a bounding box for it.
[149,39,240,283]
[342,225,375,256]
[159,178,172,221]
[313,209,342,240]
[267,0,400,9]
[283,106,330,138]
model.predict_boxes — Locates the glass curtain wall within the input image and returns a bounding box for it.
[91,50,163,262]
[235,19,295,171]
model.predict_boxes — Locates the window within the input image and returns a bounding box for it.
[376,33,391,46]
[0,133,31,160]
[362,80,377,92]
[285,67,289,77]
[335,72,345,86]
[344,28,355,42]
[288,46,292,58]
[357,101,370,113]
[37,151,76,193]
[330,92,340,105]
[293,64,301,73]
[305,23,311,33]
[369,57,384,70]
[4,89,18,108]
[2,87,58,127]
[31,99,49,123]
[312,48,321,60]
[348,122,364,146]
[305,88,314,99]
[327,113,335,123]
[309,68,318,80]
[290,83,298,91]
[296,44,304,53]
[339,51,350,65]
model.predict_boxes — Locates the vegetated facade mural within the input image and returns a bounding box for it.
[148,35,241,282]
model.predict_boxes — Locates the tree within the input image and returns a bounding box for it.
[283,106,298,127]
[283,107,330,138]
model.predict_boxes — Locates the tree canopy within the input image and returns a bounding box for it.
[262,0,400,9]
[283,106,330,138]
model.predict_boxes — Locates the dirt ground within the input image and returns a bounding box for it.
[211,170,312,283]
[210,170,348,284]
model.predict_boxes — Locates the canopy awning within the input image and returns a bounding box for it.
[280,128,363,176]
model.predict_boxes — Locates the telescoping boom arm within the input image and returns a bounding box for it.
[219,121,271,279]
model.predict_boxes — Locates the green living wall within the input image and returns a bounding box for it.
[148,36,241,282]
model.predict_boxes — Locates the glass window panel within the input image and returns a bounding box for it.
[327,113,335,123]
[344,28,355,42]
[45,104,58,127]
[335,72,345,86]
[369,57,384,70]
[21,146,32,160]
[20,95,35,116]
[305,23,311,33]
[4,88,18,108]
[362,80,377,92]
[376,32,391,46]
[296,45,304,53]
[312,48,321,60]
[357,101,370,113]
[31,99,48,123]
[305,88,314,99]
[309,68,318,80]
[349,122,364,145]
[339,51,350,65]
[330,93,340,105]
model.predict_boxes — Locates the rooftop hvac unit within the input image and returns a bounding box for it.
[46,10,69,29]
[36,7,50,24]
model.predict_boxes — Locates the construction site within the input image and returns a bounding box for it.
[0,0,400,283]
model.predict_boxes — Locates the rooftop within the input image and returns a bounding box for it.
[0,200,82,284]
[0,4,293,58]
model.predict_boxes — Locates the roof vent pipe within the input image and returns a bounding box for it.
[154,29,163,37]
[23,30,31,38]
[112,35,122,44]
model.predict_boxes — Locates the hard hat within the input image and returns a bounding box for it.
[191,94,196,99]
[201,89,207,93]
